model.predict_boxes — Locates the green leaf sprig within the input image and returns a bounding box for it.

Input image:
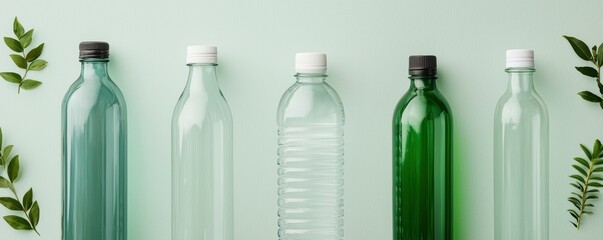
[1,17,47,94]
[568,140,603,229]
[0,127,41,235]
[563,35,603,107]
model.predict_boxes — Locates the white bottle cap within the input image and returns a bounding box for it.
[506,49,534,68]
[186,45,217,64]
[295,52,327,73]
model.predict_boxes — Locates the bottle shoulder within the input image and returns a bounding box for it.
[494,91,548,115]
[62,78,127,110]
[277,82,344,125]
[394,90,451,115]
[172,93,232,125]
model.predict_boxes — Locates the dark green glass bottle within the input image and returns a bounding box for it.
[392,55,452,240]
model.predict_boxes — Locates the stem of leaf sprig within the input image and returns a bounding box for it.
[6,183,40,235]
[0,17,47,94]
[0,127,41,235]
[568,140,603,229]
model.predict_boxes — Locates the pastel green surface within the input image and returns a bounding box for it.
[0,0,602,239]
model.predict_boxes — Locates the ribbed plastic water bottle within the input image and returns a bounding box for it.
[494,49,549,240]
[277,53,345,239]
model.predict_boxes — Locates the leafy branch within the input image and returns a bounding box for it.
[563,35,603,108]
[568,140,603,229]
[1,17,47,94]
[0,127,41,235]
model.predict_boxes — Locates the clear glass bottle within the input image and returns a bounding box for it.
[172,46,233,240]
[277,53,345,239]
[392,55,453,240]
[494,49,549,240]
[62,42,127,240]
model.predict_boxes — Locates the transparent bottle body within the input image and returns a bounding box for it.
[62,60,128,240]
[172,64,233,240]
[277,73,345,240]
[494,69,549,240]
[392,77,453,240]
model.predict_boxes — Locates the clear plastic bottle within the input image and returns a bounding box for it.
[277,53,345,239]
[392,55,453,240]
[494,49,549,240]
[172,46,233,240]
[62,42,127,240]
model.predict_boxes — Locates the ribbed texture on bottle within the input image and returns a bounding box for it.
[277,125,344,239]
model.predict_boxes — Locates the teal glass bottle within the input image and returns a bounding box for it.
[172,46,234,240]
[392,55,452,240]
[494,50,548,240]
[62,42,127,240]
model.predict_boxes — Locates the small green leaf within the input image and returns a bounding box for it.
[581,144,593,159]
[0,72,22,83]
[600,101,603,110]
[0,127,3,149]
[19,29,33,49]
[571,192,583,200]
[594,140,602,157]
[7,156,19,182]
[573,164,588,176]
[22,188,32,211]
[3,215,31,230]
[0,197,23,211]
[588,188,600,193]
[10,54,27,69]
[3,145,14,160]
[586,195,600,200]
[3,37,23,53]
[25,43,44,62]
[30,201,39,227]
[576,66,599,78]
[13,18,25,39]
[571,182,584,191]
[569,197,581,209]
[568,209,579,216]
[0,176,9,188]
[20,80,42,90]
[570,174,586,183]
[571,221,577,228]
[578,91,602,102]
[598,42,603,67]
[573,157,590,168]
[593,167,603,172]
[591,175,603,181]
[28,59,47,71]
[564,35,593,61]
[588,181,603,187]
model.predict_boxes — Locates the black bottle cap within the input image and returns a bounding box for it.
[409,55,437,76]
[79,41,109,59]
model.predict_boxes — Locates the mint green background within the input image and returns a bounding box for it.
[0,0,602,239]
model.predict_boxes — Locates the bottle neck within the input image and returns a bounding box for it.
[80,59,109,81]
[409,75,437,90]
[186,63,220,93]
[295,73,327,83]
[506,68,535,93]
